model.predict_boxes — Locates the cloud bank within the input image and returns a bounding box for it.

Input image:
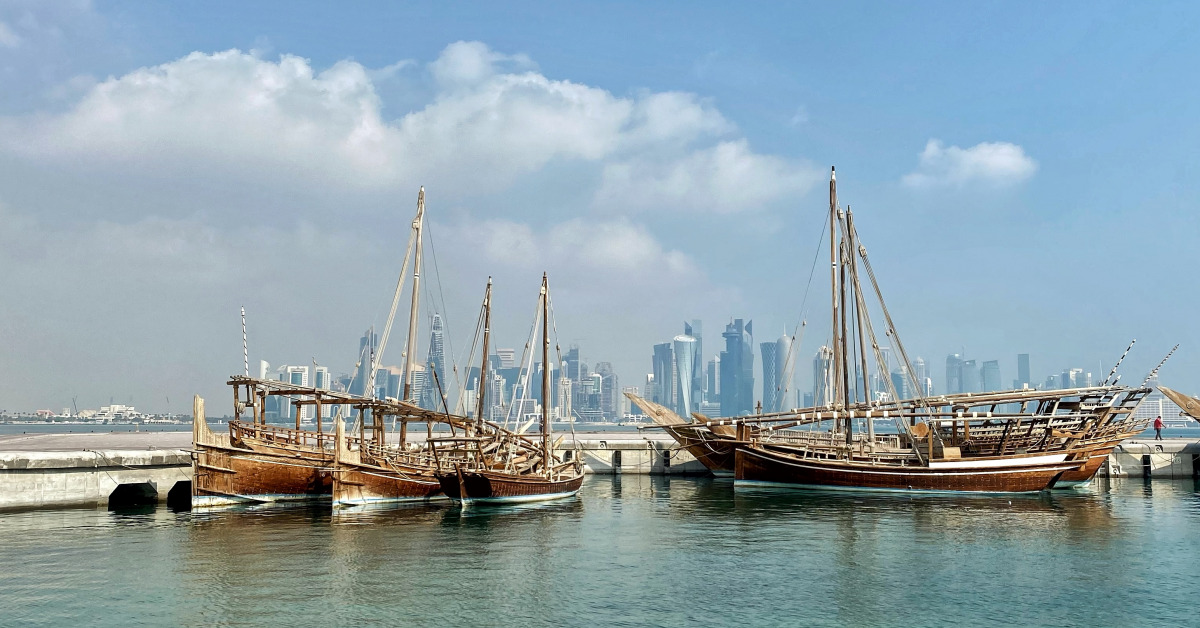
[0,41,805,409]
[0,42,815,218]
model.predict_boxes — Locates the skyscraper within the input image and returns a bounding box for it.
[1016,353,1031,389]
[706,355,720,404]
[761,340,782,412]
[980,360,1001,392]
[961,359,979,393]
[495,348,517,369]
[890,365,911,401]
[351,329,378,397]
[566,345,580,381]
[595,361,618,420]
[672,335,697,417]
[813,346,833,407]
[684,320,704,408]
[422,313,447,410]
[285,365,310,421]
[913,356,931,395]
[556,376,572,421]
[720,319,754,416]
[945,354,963,395]
[314,366,330,391]
[652,342,674,408]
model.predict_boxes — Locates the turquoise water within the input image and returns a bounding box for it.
[1,477,1198,627]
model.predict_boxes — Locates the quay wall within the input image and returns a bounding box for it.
[1,433,1197,511]
[1100,439,1200,479]
[0,449,192,511]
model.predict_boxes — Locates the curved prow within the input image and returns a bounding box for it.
[623,391,687,426]
[192,394,229,448]
[1158,386,1200,421]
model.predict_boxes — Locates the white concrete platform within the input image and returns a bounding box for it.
[1,430,1195,511]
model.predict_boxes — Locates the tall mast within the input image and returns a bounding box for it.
[402,187,426,402]
[847,208,873,409]
[829,167,842,408]
[838,224,853,442]
[475,278,492,430]
[541,273,551,479]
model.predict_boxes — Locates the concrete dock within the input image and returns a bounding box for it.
[1,430,1196,511]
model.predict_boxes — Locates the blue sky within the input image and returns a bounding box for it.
[0,1,1197,412]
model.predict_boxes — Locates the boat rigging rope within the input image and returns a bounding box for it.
[505,290,544,432]
[779,214,829,408]
[423,224,469,406]
[546,292,579,449]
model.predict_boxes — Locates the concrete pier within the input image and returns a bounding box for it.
[1,430,1197,511]
[0,432,192,511]
[1102,439,1200,479]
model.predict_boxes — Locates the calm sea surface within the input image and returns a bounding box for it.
[1,477,1198,627]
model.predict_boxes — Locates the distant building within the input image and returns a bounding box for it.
[652,342,674,409]
[556,376,572,421]
[813,346,833,407]
[981,360,1001,392]
[421,313,447,410]
[314,366,331,391]
[891,366,912,400]
[684,320,704,409]
[945,354,963,395]
[595,361,618,420]
[961,359,979,393]
[706,355,720,404]
[621,386,641,416]
[495,348,517,369]
[720,319,754,416]
[673,335,697,417]
[761,334,791,412]
[913,356,932,396]
[351,329,378,398]
[1016,354,1031,389]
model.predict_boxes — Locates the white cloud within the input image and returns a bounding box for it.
[901,139,1037,188]
[594,140,819,213]
[0,40,800,409]
[0,20,21,48]
[0,41,809,218]
[448,217,697,277]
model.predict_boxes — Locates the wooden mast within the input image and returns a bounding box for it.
[399,187,425,447]
[541,273,551,479]
[403,187,426,403]
[847,208,875,445]
[475,278,492,431]
[828,167,842,410]
[838,217,853,443]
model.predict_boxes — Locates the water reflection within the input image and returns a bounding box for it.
[0,477,1197,627]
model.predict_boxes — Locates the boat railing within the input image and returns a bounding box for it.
[230,420,334,452]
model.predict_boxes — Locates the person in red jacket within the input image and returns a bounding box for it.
[1154,415,1165,440]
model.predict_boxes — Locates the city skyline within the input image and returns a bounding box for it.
[1,3,1197,412]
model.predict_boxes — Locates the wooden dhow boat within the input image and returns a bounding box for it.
[192,377,440,507]
[329,191,484,507]
[720,167,1152,494]
[434,274,585,505]
[192,187,461,508]
[624,392,740,477]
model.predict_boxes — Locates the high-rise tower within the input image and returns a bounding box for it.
[422,313,447,410]
[673,335,697,417]
[813,346,833,407]
[720,319,754,416]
